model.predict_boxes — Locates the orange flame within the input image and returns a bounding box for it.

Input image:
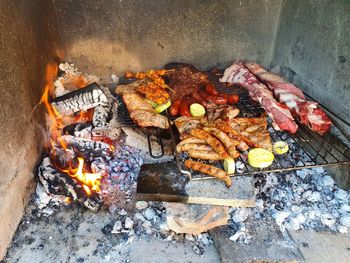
[40,63,102,195]
[62,157,102,195]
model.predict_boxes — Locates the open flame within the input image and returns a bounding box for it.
[39,63,102,195]
[62,157,102,195]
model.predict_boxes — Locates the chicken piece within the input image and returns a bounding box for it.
[176,136,207,153]
[187,149,224,160]
[115,79,148,95]
[190,129,229,159]
[231,117,272,151]
[130,110,169,129]
[215,121,253,150]
[174,116,207,135]
[184,160,231,187]
[207,105,240,122]
[178,144,213,153]
[122,93,153,112]
[203,127,240,158]
[137,82,169,104]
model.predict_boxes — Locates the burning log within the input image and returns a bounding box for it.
[56,135,113,161]
[50,82,111,135]
[38,158,103,211]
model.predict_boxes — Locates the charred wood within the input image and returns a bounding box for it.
[38,157,102,211]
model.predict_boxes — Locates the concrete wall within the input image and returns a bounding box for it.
[53,0,282,76]
[271,0,350,127]
[0,0,61,259]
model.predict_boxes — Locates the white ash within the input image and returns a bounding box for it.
[253,167,350,233]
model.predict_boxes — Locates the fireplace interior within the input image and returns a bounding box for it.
[1,0,349,262]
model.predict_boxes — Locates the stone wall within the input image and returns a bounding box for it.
[271,0,350,129]
[53,0,282,76]
[0,0,61,259]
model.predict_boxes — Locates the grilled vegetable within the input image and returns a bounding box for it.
[184,160,231,187]
[248,148,274,168]
[190,103,206,117]
[155,100,171,113]
[224,157,235,174]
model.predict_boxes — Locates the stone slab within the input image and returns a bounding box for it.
[136,163,255,207]
[209,218,303,263]
[288,230,350,263]
[129,237,220,263]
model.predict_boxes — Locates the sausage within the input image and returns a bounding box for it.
[207,95,227,104]
[191,91,208,107]
[205,83,219,95]
[169,99,181,116]
[227,94,239,104]
[198,90,212,101]
[179,97,192,117]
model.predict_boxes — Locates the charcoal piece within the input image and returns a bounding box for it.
[57,135,112,161]
[38,157,103,211]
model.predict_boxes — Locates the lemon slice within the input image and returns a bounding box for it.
[224,157,235,174]
[248,148,274,168]
[190,103,206,117]
[155,100,171,113]
[273,141,289,155]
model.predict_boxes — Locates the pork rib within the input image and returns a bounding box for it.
[245,62,331,135]
[220,61,298,133]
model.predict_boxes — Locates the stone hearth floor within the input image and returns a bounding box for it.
[3,197,350,263]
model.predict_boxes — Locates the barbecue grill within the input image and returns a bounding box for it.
[109,73,350,181]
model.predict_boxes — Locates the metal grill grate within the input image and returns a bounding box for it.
[175,75,350,180]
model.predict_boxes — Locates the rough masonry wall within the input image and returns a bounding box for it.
[0,0,61,258]
[53,0,281,76]
[272,0,350,127]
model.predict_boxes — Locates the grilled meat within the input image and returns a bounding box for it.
[122,93,169,129]
[187,149,224,160]
[245,62,331,135]
[174,116,207,135]
[115,79,148,95]
[129,110,169,129]
[184,160,231,187]
[178,143,213,153]
[137,82,169,104]
[215,121,252,150]
[122,93,154,112]
[203,127,240,158]
[220,61,298,133]
[165,63,209,102]
[207,105,240,122]
[190,129,229,159]
[230,117,272,151]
